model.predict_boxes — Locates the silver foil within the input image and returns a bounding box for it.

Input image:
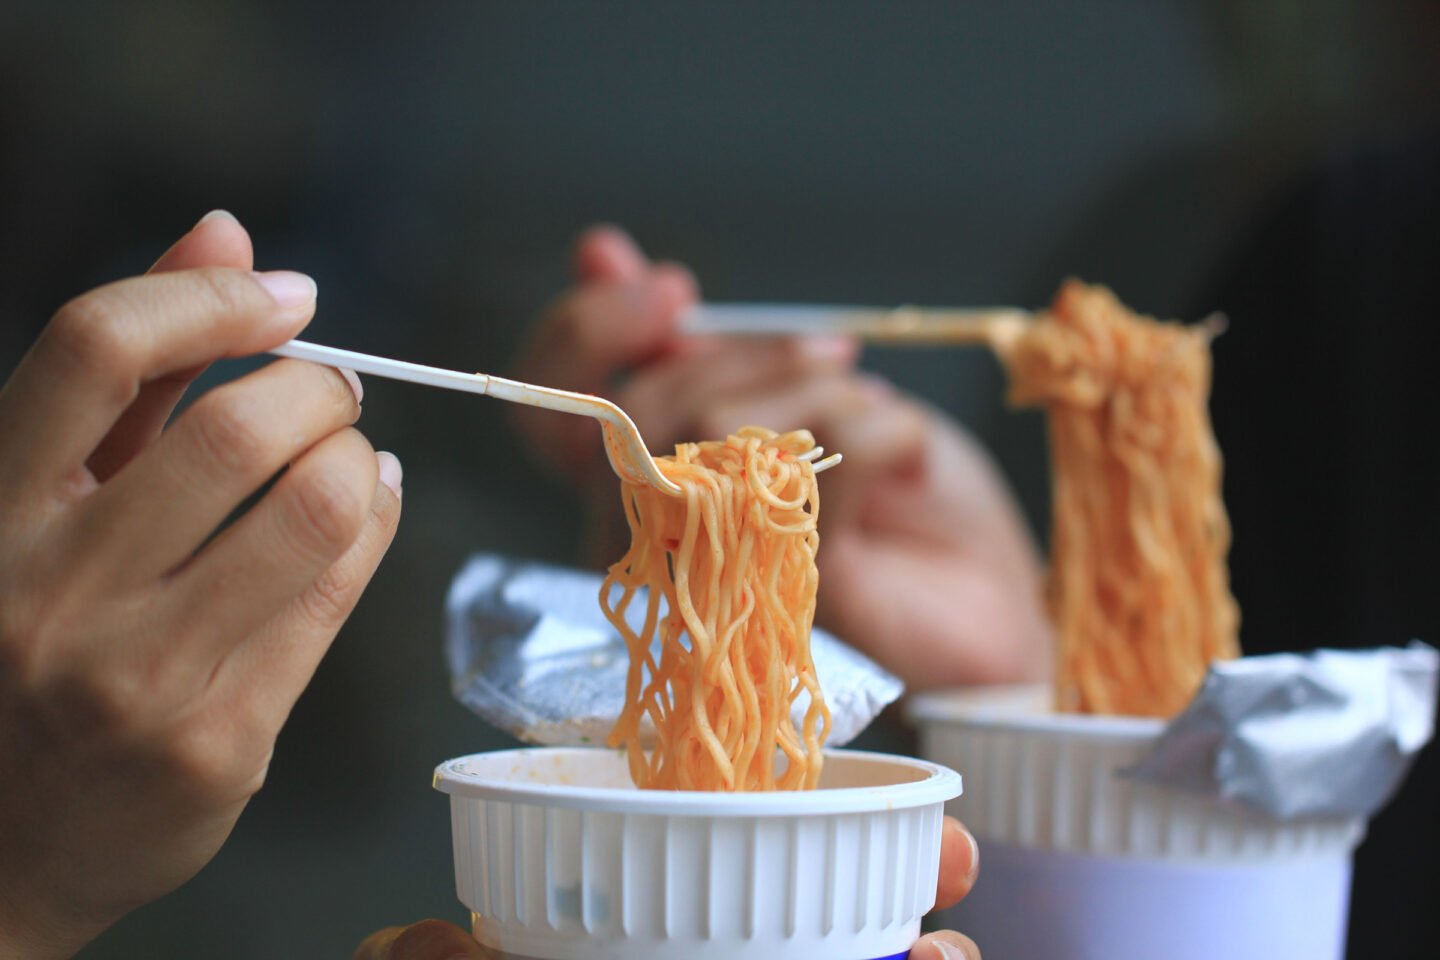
[445,554,904,748]
[1125,643,1438,820]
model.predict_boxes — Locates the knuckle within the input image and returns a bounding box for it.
[274,359,357,420]
[286,468,368,558]
[157,723,237,797]
[49,292,133,376]
[320,365,359,414]
[297,557,361,627]
[370,476,403,528]
[189,390,270,476]
[190,266,256,319]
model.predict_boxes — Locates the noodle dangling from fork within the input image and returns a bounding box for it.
[602,427,830,791]
[1006,281,1241,717]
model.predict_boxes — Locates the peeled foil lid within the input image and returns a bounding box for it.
[445,554,904,748]
[1125,642,1439,820]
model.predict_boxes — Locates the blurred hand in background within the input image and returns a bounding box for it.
[512,227,1051,689]
[0,212,403,958]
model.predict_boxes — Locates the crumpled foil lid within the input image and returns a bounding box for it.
[445,554,904,748]
[1125,643,1438,820]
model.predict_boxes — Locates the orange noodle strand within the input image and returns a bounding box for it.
[1005,281,1241,717]
[602,427,830,790]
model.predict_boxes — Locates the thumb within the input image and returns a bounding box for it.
[910,930,982,960]
[352,920,488,960]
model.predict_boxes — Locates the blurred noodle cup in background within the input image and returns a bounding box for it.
[910,645,1436,960]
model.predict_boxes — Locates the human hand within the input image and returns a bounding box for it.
[352,919,486,959]
[796,379,1053,688]
[515,226,1049,687]
[909,815,983,959]
[514,226,864,474]
[353,816,981,959]
[0,211,403,959]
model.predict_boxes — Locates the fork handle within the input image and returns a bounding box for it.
[270,339,684,494]
[269,339,632,420]
[269,340,495,395]
[683,303,1028,345]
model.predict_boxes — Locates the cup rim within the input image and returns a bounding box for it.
[434,746,962,816]
[906,683,1166,741]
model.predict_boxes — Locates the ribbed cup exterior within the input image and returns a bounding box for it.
[918,716,1364,860]
[451,796,943,960]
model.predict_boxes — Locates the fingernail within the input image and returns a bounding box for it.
[254,270,318,309]
[195,209,238,228]
[963,827,980,884]
[934,943,969,960]
[797,334,857,363]
[585,223,642,259]
[653,262,700,306]
[338,367,364,405]
[376,451,403,495]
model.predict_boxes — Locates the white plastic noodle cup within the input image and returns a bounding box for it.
[434,747,962,960]
[907,685,1366,960]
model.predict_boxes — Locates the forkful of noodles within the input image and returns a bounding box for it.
[267,341,886,791]
[688,281,1242,720]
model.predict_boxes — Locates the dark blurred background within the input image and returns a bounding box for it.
[1,1,1435,957]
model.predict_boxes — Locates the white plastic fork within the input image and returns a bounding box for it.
[682,303,1032,351]
[269,340,842,498]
